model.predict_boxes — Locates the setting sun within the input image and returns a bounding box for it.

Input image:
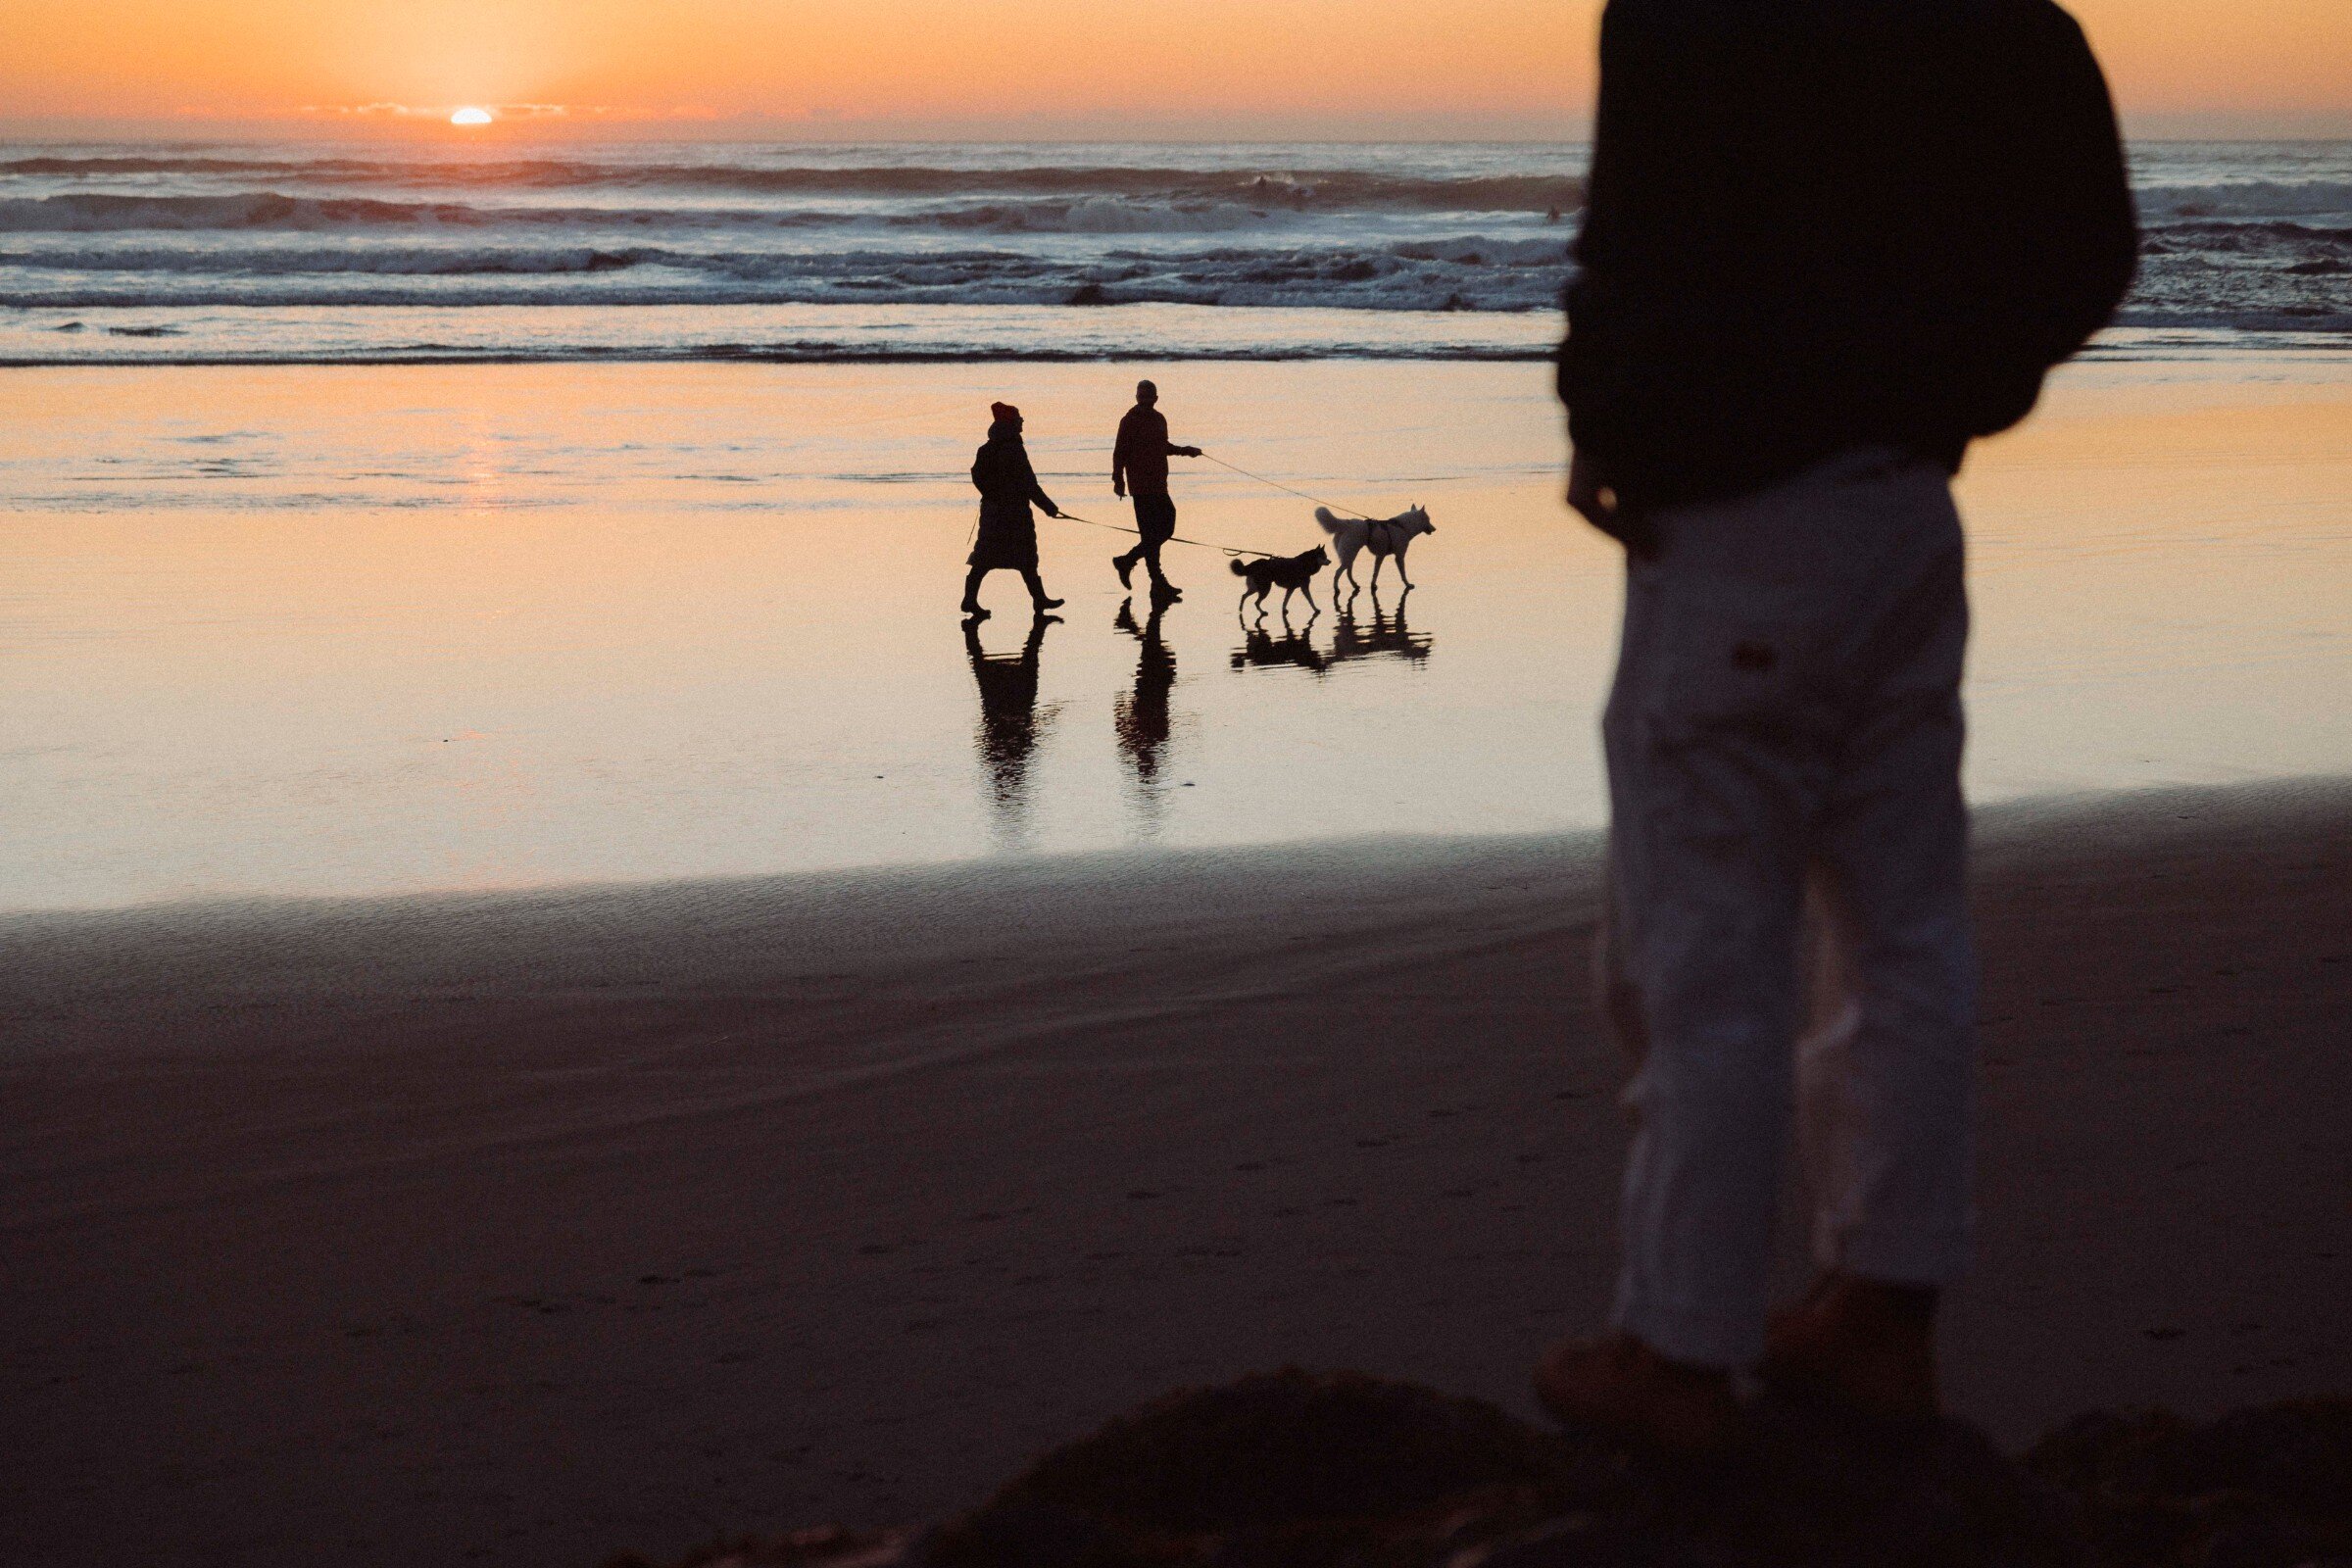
[0,0,2348,1559]
[1,0,2348,137]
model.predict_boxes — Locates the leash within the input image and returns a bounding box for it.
[1051,446,1393,557]
[975,446,1387,560]
[1052,509,1277,560]
[1196,453,1378,520]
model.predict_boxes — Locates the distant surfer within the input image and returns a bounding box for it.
[1110,379,1201,602]
[963,402,1065,621]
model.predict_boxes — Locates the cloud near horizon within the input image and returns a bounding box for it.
[305,101,585,120]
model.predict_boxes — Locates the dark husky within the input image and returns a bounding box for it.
[1231,545,1330,614]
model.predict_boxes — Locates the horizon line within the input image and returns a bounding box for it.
[3,127,2349,144]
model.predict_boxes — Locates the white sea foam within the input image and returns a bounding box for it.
[2138,180,2352,222]
[0,138,2343,363]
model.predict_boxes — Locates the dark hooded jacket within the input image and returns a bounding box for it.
[1559,0,2139,523]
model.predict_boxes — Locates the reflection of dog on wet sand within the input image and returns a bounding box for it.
[1316,505,1435,589]
[1330,586,1431,667]
[1231,546,1330,613]
[1231,619,1328,675]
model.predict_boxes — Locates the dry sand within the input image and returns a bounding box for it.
[1,781,2345,1568]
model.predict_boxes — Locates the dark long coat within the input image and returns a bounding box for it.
[969,426,1058,571]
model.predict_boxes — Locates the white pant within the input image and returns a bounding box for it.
[1599,448,1977,1369]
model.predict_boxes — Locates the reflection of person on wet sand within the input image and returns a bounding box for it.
[962,401,1065,621]
[964,612,1057,844]
[1112,597,1178,832]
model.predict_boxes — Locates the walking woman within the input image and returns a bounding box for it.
[962,402,1066,620]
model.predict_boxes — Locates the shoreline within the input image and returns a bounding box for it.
[4,322,2349,372]
[3,779,2347,1566]
[7,355,2349,909]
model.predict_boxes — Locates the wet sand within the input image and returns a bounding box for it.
[5,356,2350,908]
[2,780,2346,1568]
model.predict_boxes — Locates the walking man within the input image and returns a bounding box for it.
[1538,0,2136,1451]
[1111,379,1201,601]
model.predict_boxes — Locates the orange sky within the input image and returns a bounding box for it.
[1,0,2345,139]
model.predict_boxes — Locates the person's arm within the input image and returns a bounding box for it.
[1960,3,2138,417]
[1111,412,1136,497]
[1020,449,1059,516]
[1560,0,1713,544]
[1557,0,1736,533]
[1889,0,2139,447]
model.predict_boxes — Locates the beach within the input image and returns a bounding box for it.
[4,354,2350,908]
[1,350,2349,1566]
[2,781,2347,1567]
[2,142,2349,1567]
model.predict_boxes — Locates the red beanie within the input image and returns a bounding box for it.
[990,402,1020,422]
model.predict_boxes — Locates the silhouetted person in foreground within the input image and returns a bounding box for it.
[963,402,1064,620]
[1537,0,2137,1453]
[1111,379,1201,601]
[965,612,1056,846]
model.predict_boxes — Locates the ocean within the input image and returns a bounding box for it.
[2,138,2348,908]
[1,138,2348,365]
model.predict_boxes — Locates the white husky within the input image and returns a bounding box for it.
[1315,505,1436,590]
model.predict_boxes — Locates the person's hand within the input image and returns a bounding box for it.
[1569,451,1655,555]
[1179,446,1201,458]
[1567,451,1615,527]
[1113,483,1125,500]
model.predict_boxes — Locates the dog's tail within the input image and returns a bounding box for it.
[1229,558,1250,576]
[1314,507,1345,535]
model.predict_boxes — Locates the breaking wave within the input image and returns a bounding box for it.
[0,158,1584,213]
[0,192,819,232]
[4,138,2345,361]
[2137,180,2352,222]
[0,233,1574,313]
[0,189,1579,237]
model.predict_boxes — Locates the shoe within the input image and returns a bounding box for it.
[1758,1273,1940,1423]
[1033,597,1065,612]
[1113,555,1134,590]
[1533,1333,1741,1456]
[1151,583,1183,603]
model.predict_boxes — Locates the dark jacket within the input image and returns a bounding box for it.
[1112,406,1187,496]
[971,428,1057,514]
[1560,0,2139,520]
[969,425,1056,570]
